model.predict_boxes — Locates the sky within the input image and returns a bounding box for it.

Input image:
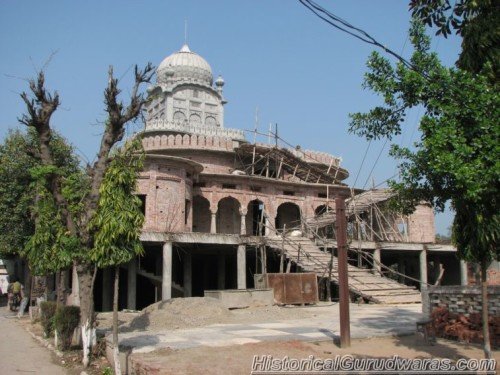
[0,1,462,235]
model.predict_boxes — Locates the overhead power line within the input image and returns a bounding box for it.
[298,0,416,71]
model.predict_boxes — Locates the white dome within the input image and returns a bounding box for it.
[157,44,213,86]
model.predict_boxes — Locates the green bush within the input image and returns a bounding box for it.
[39,301,57,337]
[54,305,80,351]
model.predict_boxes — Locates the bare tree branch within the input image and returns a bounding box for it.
[17,71,77,236]
[85,63,154,231]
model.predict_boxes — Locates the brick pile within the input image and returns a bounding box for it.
[431,307,500,347]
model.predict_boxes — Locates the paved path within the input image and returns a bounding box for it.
[116,303,424,354]
[0,307,67,375]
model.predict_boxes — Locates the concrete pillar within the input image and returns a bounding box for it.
[373,248,381,275]
[218,254,226,290]
[183,252,192,297]
[420,247,429,315]
[210,212,217,234]
[102,268,112,312]
[419,248,428,290]
[162,241,173,300]
[127,258,137,310]
[240,214,247,235]
[237,245,246,289]
[460,260,468,286]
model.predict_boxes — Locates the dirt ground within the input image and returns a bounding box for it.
[131,335,500,375]
[96,297,318,332]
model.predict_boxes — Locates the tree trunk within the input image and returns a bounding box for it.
[58,269,68,305]
[56,270,68,306]
[77,264,96,368]
[481,259,492,359]
[113,266,122,375]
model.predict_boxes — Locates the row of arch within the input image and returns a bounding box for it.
[192,195,332,235]
[173,111,217,127]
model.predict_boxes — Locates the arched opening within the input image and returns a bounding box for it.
[190,113,201,125]
[217,197,241,234]
[173,111,186,122]
[205,116,216,127]
[315,204,332,216]
[246,200,265,235]
[192,195,211,233]
[275,202,301,232]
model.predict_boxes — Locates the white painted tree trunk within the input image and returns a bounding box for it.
[81,320,95,367]
[113,346,121,375]
[113,266,122,375]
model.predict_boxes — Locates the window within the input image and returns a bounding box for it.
[283,191,295,196]
[222,184,236,189]
[318,193,327,198]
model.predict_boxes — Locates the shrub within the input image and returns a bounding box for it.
[39,301,57,337]
[54,305,80,351]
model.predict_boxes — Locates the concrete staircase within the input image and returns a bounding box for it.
[265,236,421,304]
[136,268,184,296]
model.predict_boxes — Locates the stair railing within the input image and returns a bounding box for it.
[261,212,327,273]
[302,215,430,288]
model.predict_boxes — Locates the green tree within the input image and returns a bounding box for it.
[0,130,36,257]
[0,129,78,257]
[410,0,499,80]
[18,65,153,367]
[349,21,499,357]
[0,129,81,303]
[89,139,144,375]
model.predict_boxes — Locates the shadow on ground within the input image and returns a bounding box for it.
[357,307,480,359]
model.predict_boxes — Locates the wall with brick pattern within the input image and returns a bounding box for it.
[429,285,500,317]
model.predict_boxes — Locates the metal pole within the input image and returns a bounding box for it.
[336,197,351,347]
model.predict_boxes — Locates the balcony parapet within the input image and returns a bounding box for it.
[145,119,246,141]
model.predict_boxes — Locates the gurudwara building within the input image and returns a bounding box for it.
[71,44,466,311]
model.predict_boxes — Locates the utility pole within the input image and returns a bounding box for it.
[336,197,351,347]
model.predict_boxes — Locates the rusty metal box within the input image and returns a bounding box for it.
[254,273,318,305]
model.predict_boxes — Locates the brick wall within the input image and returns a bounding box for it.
[488,269,500,285]
[137,159,191,233]
[428,285,500,317]
[408,204,435,243]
